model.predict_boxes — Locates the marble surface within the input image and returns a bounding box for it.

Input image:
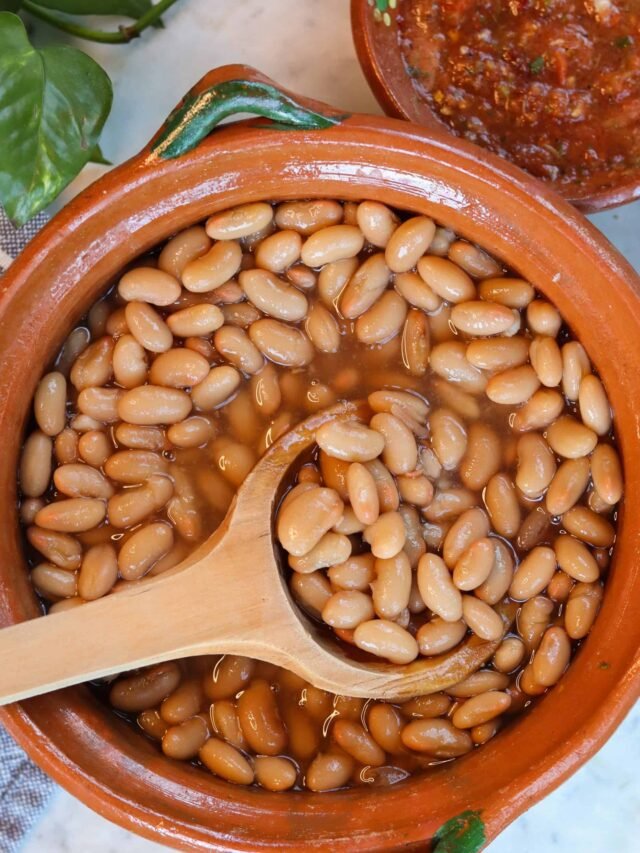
[18,0,640,850]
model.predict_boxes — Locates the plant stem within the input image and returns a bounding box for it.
[21,0,180,44]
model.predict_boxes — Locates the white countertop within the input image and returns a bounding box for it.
[23,1,640,850]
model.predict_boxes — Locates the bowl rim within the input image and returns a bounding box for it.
[350,0,640,215]
[1,105,640,851]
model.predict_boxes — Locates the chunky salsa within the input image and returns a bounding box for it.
[398,0,640,190]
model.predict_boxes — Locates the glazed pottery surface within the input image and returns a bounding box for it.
[1,65,639,851]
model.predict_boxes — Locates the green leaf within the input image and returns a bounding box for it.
[152,79,344,160]
[0,2,21,11]
[0,12,113,225]
[88,144,112,165]
[433,810,485,853]
[28,0,153,17]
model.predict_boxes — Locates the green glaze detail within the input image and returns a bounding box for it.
[433,810,486,853]
[370,0,398,25]
[152,79,343,160]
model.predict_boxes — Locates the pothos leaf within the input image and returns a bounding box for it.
[0,2,21,11]
[152,79,343,160]
[88,144,112,165]
[27,0,154,17]
[433,810,486,853]
[0,12,113,225]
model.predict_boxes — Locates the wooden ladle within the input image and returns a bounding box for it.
[0,401,507,706]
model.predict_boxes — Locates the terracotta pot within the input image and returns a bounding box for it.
[1,64,639,851]
[351,0,640,214]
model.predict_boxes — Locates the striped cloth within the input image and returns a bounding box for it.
[0,208,56,851]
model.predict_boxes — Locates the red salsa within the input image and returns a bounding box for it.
[398,0,640,190]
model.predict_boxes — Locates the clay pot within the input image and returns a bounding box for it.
[0,65,639,851]
[351,0,640,213]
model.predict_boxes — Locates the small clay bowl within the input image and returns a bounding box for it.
[351,0,640,214]
[1,64,640,851]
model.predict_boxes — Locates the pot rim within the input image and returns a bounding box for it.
[1,68,639,852]
[350,0,640,214]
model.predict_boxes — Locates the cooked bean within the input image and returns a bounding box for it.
[76,387,122,423]
[517,595,554,652]
[417,255,475,303]
[117,386,191,425]
[239,269,308,322]
[453,538,495,591]
[213,325,263,374]
[430,408,468,471]
[34,372,67,436]
[397,474,433,508]
[466,336,529,372]
[289,533,351,573]
[545,458,590,517]
[417,553,462,622]
[529,336,563,387]
[20,498,44,526]
[516,433,557,498]
[248,318,313,367]
[459,423,500,490]
[78,543,118,600]
[461,596,503,640]
[367,703,404,754]
[452,691,511,728]
[484,473,520,539]
[254,756,297,792]
[35,498,105,533]
[353,619,418,664]
[478,277,533,307]
[365,458,400,512]
[166,416,215,449]
[53,463,113,499]
[112,335,148,389]
[166,304,224,338]
[255,229,302,273]
[275,200,343,235]
[565,582,603,639]
[163,716,209,760]
[430,342,487,393]
[158,226,211,278]
[591,444,623,505]
[339,253,391,319]
[400,307,430,376]
[417,618,467,655]
[199,738,254,785]
[31,563,77,599]
[20,431,52,498]
[512,389,565,432]
[347,462,380,525]
[206,203,273,240]
[300,224,364,267]
[423,487,477,522]
[510,547,557,600]
[322,590,374,629]
[371,552,412,620]
[333,719,386,766]
[451,301,515,336]
[394,271,441,312]
[317,257,358,307]
[443,508,490,568]
[237,680,287,755]
[118,522,174,580]
[554,535,599,582]
[316,419,384,463]
[562,506,615,547]
[70,336,114,390]
[446,670,509,697]
[561,341,590,401]
[578,374,611,436]
[305,302,341,353]
[107,474,173,528]
[370,412,417,475]
[363,511,406,559]
[385,216,436,273]
[277,487,344,556]
[527,300,562,336]
[118,267,181,306]
[114,423,165,452]
[531,626,571,687]
[306,752,354,792]
[401,719,472,757]
[56,327,90,377]
[449,243,502,279]
[110,662,181,712]
[54,428,79,465]
[125,302,173,353]
[327,554,375,592]
[475,540,514,605]
[547,416,597,459]
[204,655,255,701]
[149,348,210,388]
[191,365,241,411]
[493,637,526,673]
[356,291,407,345]
[138,709,169,741]
[356,200,398,247]
[486,365,540,405]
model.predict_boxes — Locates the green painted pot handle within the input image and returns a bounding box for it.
[433,810,486,853]
[151,64,346,160]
